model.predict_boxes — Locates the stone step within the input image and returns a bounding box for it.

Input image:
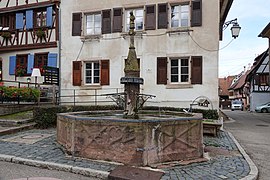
[0,118,34,126]
[0,122,36,136]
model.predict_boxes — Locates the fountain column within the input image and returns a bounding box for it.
[120,12,143,118]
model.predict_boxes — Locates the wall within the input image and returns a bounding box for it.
[60,0,220,109]
[250,92,270,111]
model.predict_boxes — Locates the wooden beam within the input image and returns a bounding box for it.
[0,42,57,52]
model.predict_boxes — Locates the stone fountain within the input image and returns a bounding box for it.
[57,12,203,167]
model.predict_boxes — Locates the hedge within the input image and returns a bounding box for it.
[33,105,218,129]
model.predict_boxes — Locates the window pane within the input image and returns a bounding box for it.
[94,77,99,83]
[95,14,101,22]
[171,75,178,82]
[86,77,91,83]
[181,20,188,27]
[86,70,91,76]
[171,67,178,74]
[181,59,188,66]
[182,5,189,12]
[181,75,189,82]
[94,70,99,76]
[171,59,178,66]
[172,20,179,27]
[181,67,188,74]
[95,27,101,34]
[136,9,144,17]
[94,63,99,69]
[86,63,92,69]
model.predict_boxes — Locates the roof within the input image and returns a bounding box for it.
[258,23,270,38]
[246,49,269,81]
[219,0,234,40]
[219,76,234,95]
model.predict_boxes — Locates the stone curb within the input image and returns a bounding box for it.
[0,123,36,136]
[227,131,259,180]
[0,154,109,179]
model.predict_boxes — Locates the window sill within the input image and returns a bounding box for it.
[121,31,146,39]
[166,84,193,89]
[167,27,193,35]
[81,85,102,90]
[81,35,102,41]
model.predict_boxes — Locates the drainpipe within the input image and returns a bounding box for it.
[58,3,62,104]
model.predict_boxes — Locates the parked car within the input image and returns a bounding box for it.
[255,102,270,113]
[231,100,243,111]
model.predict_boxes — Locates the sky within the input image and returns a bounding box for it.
[219,0,270,77]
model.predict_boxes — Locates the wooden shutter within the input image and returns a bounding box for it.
[113,8,122,33]
[191,0,202,27]
[46,6,53,27]
[157,57,167,84]
[73,61,82,86]
[27,54,34,74]
[145,5,156,30]
[47,53,58,67]
[9,56,16,75]
[16,13,24,30]
[102,9,111,34]
[100,60,110,85]
[72,13,82,36]
[191,56,202,84]
[158,4,168,29]
[26,10,33,29]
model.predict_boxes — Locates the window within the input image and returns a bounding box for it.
[86,13,101,35]
[0,13,15,30]
[259,74,269,85]
[16,54,28,76]
[170,58,189,83]
[171,4,189,28]
[85,61,100,84]
[126,8,144,31]
[34,53,48,68]
[35,9,47,27]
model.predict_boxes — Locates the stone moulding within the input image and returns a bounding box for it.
[57,110,203,166]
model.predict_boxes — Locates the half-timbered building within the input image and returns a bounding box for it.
[59,0,234,109]
[0,0,60,85]
[246,49,270,111]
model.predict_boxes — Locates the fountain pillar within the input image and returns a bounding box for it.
[120,12,143,118]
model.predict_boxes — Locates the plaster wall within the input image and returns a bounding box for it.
[250,92,270,111]
[60,0,220,109]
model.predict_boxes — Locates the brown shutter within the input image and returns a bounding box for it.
[191,56,202,84]
[73,61,82,86]
[102,9,111,34]
[157,57,167,84]
[113,8,122,33]
[101,60,110,85]
[158,4,168,29]
[191,0,202,27]
[72,13,82,36]
[145,5,156,30]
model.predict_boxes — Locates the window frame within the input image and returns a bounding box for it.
[16,54,28,76]
[169,57,190,84]
[34,8,47,28]
[125,7,144,32]
[84,61,101,85]
[85,12,102,35]
[170,3,190,28]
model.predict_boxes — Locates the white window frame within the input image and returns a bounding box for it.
[170,4,190,28]
[84,61,100,85]
[85,13,101,35]
[125,8,144,32]
[169,57,190,84]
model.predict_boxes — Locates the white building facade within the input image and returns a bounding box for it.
[59,0,232,109]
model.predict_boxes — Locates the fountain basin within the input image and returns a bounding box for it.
[57,110,203,166]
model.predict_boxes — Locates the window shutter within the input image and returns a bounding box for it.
[27,54,34,74]
[157,57,167,84]
[113,8,122,33]
[191,0,202,27]
[47,53,57,67]
[72,13,82,36]
[102,9,111,34]
[46,6,53,27]
[100,60,110,85]
[158,4,168,29]
[16,13,24,30]
[9,56,16,75]
[191,56,202,84]
[73,61,82,86]
[26,10,33,29]
[145,5,156,30]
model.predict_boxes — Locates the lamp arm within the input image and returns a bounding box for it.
[223,18,238,30]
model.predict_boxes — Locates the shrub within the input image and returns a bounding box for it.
[0,86,40,102]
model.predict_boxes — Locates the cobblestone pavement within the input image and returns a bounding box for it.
[0,129,251,179]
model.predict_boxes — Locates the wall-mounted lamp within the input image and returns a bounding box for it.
[31,68,41,88]
[223,18,241,39]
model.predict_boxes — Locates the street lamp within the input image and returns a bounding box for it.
[31,68,41,88]
[223,18,241,39]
